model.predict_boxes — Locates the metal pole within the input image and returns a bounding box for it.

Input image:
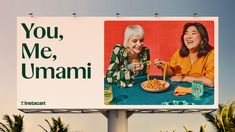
[108,110,128,132]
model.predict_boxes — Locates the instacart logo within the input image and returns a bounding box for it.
[21,101,46,106]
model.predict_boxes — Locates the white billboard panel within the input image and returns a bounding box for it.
[17,17,218,110]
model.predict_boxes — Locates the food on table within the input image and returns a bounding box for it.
[143,78,166,89]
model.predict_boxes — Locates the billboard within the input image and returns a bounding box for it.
[17,17,218,110]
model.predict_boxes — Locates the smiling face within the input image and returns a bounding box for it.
[126,35,144,54]
[183,26,202,52]
[124,25,144,55]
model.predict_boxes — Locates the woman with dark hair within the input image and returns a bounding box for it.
[154,22,214,90]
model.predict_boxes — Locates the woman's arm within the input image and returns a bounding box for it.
[182,50,215,88]
[138,48,150,75]
[154,59,174,76]
[155,50,181,76]
[183,76,214,88]
[106,45,124,83]
[106,45,134,87]
[169,75,214,87]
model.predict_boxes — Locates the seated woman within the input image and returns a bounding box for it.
[154,22,214,94]
[106,25,150,87]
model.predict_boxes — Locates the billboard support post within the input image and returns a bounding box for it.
[108,110,128,132]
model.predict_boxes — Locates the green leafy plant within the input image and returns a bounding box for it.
[0,114,24,132]
[202,100,235,132]
[183,126,193,132]
[199,124,207,132]
[39,117,69,132]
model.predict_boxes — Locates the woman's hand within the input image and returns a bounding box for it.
[131,59,143,73]
[170,76,184,82]
[154,58,166,70]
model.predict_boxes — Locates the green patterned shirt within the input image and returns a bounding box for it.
[106,44,150,87]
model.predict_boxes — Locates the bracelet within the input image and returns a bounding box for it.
[181,75,185,82]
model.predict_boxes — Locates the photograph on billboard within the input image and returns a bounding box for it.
[17,17,218,110]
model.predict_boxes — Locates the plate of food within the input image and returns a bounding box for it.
[141,78,170,92]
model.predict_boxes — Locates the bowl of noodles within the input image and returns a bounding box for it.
[141,79,170,92]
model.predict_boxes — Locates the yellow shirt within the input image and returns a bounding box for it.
[168,49,214,82]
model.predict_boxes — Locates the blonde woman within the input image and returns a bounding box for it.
[106,25,150,87]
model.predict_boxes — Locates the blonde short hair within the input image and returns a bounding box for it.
[123,25,144,47]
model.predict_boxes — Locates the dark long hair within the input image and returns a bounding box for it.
[179,22,213,57]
